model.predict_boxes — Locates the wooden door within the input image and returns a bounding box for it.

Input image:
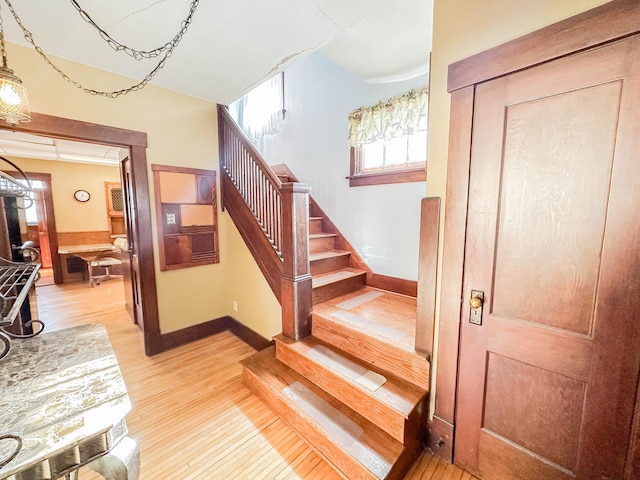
[120,155,143,328]
[34,189,52,268]
[454,37,640,479]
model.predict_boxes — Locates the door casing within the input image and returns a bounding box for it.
[434,0,640,476]
[0,113,162,355]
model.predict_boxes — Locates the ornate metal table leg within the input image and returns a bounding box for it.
[87,437,139,480]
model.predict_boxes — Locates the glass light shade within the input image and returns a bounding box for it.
[0,66,30,125]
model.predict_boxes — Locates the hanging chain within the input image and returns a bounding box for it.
[0,2,7,69]
[1,0,200,98]
[69,0,199,61]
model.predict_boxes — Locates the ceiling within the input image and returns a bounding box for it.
[0,0,432,164]
[3,0,432,104]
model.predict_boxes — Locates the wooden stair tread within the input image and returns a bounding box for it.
[313,287,416,350]
[242,347,407,480]
[309,232,337,239]
[312,268,367,288]
[309,250,350,261]
[275,334,427,443]
[312,288,429,391]
[309,216,323,221]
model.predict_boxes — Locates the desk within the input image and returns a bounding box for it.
[58,245,117,284]
[0,324,139,480]
[58,244,116,260]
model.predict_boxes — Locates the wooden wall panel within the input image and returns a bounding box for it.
[492,82,620,335]
[484,353,585,470]
[158,171,197,203]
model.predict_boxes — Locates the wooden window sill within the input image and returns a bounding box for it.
[346,167,426,187]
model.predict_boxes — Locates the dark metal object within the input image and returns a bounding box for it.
[0,433,22,469]
[3,0,200,97]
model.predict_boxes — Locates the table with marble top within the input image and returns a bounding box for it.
[0,324,139,480]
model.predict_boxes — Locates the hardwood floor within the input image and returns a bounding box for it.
[32,279,477,479]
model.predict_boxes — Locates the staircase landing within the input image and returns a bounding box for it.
[312,287,429,391]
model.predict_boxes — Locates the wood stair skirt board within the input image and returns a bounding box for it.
[242,347,422,480]
[312,268,367,304]
[274,334,428,444]
[311,288,429,391]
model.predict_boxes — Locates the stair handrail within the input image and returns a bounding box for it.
[218,105,286,258]
[217,105,312,340]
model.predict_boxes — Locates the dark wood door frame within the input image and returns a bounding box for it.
[0,112,161,355]
[433,0,640,473]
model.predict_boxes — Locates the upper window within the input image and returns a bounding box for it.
[229,73,284,143]
[347,88,428,186]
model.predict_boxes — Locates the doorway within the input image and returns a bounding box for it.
[435,3,640,479]
[0,113,160,354]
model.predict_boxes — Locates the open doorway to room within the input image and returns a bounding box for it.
[0,113,160,355]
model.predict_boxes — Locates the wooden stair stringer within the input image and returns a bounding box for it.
[274,334,428,444]
[242,347,423,480]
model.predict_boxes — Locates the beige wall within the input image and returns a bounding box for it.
[7,42,281,338]
[428,0,612,412]
[9,157,120,232]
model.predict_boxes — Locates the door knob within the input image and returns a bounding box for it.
[469,290,485,325]
[469,296,483,309]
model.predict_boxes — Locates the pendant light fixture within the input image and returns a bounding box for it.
[0,3,29,126]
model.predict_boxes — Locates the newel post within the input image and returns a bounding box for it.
[280,183,312,341]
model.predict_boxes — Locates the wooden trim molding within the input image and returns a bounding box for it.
[438,0,640,472]
[416,197,440,357]
[448,0,640,92]
[348,145,426,187]
[0,112,160,358]
[226,318,275,351]
[347,168,426,187]
[367,273,417,298]
[427,416,454,463]
[436,86,475,426]
[158,315,273,353]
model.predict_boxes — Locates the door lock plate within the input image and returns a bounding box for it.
[469,290,484,325]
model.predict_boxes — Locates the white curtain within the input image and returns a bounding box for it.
[348,88,428,147]
[229,73,284,142]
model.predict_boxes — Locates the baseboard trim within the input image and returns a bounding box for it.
[156,315,273,353]
[227,318,274,351]
[368,273,418,297]
[427,415,454,463]
[160,316,232,352]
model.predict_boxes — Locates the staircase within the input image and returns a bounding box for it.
[218,106,430,479]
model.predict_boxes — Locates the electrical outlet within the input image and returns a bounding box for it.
[232,301,238,312]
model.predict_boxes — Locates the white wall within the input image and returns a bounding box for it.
[257,53,428,280]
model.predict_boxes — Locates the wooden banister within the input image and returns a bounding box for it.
[217,105,312,341]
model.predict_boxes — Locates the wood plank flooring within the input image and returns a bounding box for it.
[32,279,477,479]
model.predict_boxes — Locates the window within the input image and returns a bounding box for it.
[347,88,427,186]
[17,179,44,225]
[228,72,284,142]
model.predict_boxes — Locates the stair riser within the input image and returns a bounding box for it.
[275,339,411,443]
[242,365,381,480]
[310,254,351,276]
[313,274,365,305]
[312,314,430,391]
[309,218,323,234]
[309,236,336,253]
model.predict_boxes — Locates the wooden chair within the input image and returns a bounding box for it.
[88,238,127,287]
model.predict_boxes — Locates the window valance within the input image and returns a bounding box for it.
[348,87,428,148]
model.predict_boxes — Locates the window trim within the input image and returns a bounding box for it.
[346,146,426,187]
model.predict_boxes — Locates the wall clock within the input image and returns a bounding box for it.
[74,189,91,202]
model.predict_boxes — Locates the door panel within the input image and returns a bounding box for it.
[455,37,640,480]
[120,155,144,328]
